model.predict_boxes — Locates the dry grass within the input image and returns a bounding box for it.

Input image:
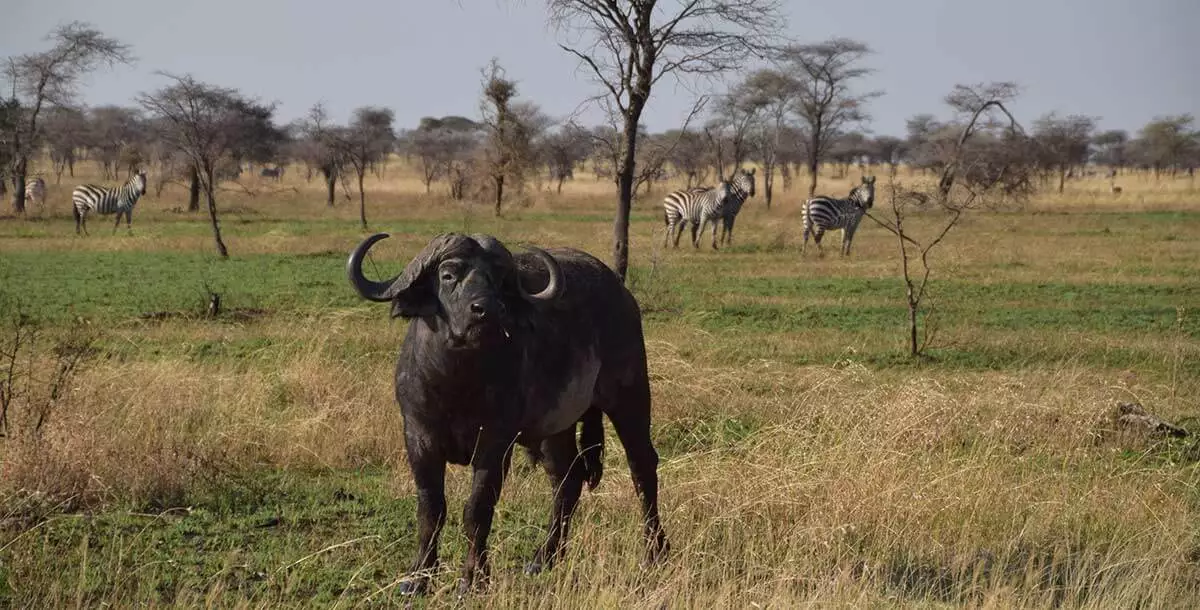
[0,157,1198,607]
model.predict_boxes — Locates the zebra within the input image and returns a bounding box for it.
[663,184,723,249]
[714,168,756,248]
[801,175,876,257]
[662,167,757,251]
[260,166,284,180]
[72,170,148,235]
[24,176,46,209]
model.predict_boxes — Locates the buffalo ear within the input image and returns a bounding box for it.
[386,233,462,319]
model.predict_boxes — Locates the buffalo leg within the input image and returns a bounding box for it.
[525,428,587,574]
[459,434,514,592]
[399,445,447,596]
[606,385,669,565]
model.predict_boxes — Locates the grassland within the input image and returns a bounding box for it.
[1,163,1198,608]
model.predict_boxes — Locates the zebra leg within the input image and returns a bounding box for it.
[690,221,701,249]
[710,219,720,250]
[113,211,123,234]
[813,229,826,256]
[673,222,685,248]
[801,218,811,254]
[663,220,673,248]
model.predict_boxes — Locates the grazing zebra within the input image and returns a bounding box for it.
[802,175,876,257]
[24,176,46,209]
[72,170,148,235]
[260,166,284,180]
[714,168,756,248]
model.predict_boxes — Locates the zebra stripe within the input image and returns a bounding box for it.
[802,175,876,257]
[24,177,46,207]
[663,167,757,250]
[663,185,724,249]
[73,170,147,235]
[715,168,756,249]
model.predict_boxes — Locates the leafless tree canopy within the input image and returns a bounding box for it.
[545,0,784,281]
[777,37,881,197]
[138,73,278,257]
[2,21,132,212]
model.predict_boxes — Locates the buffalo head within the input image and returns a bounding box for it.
[347,232,563,346]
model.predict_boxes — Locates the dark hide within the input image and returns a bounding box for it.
[347,232,668,595]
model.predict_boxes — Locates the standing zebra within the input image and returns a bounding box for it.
[662,167,757,251]
[72,170,148,235]
[24,176,46,209]
[714,168,756,248]
[802,175,876,257]
[663,185,722,249]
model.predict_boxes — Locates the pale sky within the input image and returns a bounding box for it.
[2,0,1197,136]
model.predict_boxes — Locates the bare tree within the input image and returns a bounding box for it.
[542,123,593,193]
[1092,129,1129,174]
[870,92,1036,357]
[663,128,707,187]
[1032,112,1096,193]
[778,38,880,198]
[740,68,800,207]
[870,135,906,177]
[331,106,395,229]
[2,22,132,213]
[296,103,344,207]
[545,0,783,281]
[139,73,277,258]
[86,105,142,179]
[41,105,87,182]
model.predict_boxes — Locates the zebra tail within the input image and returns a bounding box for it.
[72,202,80,224]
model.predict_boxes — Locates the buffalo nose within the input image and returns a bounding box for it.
[470,302,487,318]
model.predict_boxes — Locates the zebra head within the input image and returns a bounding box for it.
[131,170,148,195]
[851,175,875,209]
[731,167,756,198]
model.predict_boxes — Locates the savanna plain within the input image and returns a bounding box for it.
[1,163,1198,608]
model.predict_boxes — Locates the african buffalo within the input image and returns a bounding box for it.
[346,232,668,594]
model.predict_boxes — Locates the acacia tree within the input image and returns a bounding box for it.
[296,103,344,207]
[779,38,880,198]
[332,106,395,229]
[1092,129,1129,173]
[739,69,800,208]
[41,105,87,182]
[542,123,592,193]
[1032,112,1096,193]
[544,0,783,282]
[139,73,276,258]
[1134,115,1197,177]
[2,22,132,213]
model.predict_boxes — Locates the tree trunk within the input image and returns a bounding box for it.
[12,158,27,214]
[358,170,368,230]
[808,127,821,198]
[907,295,919,357]
[556,175,565,194]
[763,160,775,209]
[324,170,336,207]
[1058,167,1066,194]
[493,174,504,217]
[188,166,201,212]
[613,106,643,283]
[203,167,229,258]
